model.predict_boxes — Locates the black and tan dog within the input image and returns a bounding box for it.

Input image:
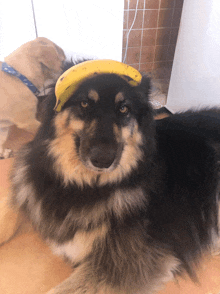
[5,60,220,293]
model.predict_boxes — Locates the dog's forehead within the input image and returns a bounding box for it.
[80,74,131,100]
[87,89,125,105]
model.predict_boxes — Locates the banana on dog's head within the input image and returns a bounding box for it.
[54,59,142,112]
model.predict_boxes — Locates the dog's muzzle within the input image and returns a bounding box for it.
[89,143,117,169]
[80,139,123,172]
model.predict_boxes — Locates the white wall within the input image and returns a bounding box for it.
[166,0,220,113]
[0,0,124,61]
[0,0,36,60]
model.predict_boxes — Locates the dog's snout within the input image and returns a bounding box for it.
[90,145,116,169]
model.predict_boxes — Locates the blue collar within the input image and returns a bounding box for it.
[1,62,40,95]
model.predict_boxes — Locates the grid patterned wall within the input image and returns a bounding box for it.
[123,0,184,78]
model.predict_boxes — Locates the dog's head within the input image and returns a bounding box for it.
[37,73,156,187]
[5,37,66,89]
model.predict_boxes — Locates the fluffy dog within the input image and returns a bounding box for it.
[0,37,65,158]
[8,60,220,294]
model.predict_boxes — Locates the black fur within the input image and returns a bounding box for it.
[11,61,220,294]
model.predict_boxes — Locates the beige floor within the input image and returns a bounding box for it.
[0,126,220,294]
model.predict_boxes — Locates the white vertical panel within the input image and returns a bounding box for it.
[0,0,36,60]
[166,0,220,113]
[33,0,124,61]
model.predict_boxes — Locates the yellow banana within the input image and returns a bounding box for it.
[54,59,142,112]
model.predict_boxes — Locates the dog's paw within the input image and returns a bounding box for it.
[0,149,13,160]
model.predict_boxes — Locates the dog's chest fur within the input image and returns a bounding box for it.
[50,224,108,264]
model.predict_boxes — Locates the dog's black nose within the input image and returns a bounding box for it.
[90,145,116,169]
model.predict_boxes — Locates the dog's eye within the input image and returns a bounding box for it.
[81,101,89,108]
[119,105,129,114]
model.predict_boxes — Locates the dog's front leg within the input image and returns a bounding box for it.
[0,125,13,159]
[0,192,20,245]
[46,263,122,294]
[46,265,97,294]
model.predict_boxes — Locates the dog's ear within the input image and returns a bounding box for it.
[137,75,151,99]
[135,75,155,127]
[36,92,56,123]
[34,39,65,75]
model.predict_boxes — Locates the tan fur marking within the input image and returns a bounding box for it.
[115,92,124,104]
[54,109,84,136]
[99,120,143,185]
[88,89,99,102]
[108,188,147,218]
[113,123,121,142]
[49,135,97,187]
[49,110,98,186]
[50,224,108,263]
[86,119,97,136]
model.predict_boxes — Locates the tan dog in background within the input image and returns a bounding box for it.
[0,37,65,158]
